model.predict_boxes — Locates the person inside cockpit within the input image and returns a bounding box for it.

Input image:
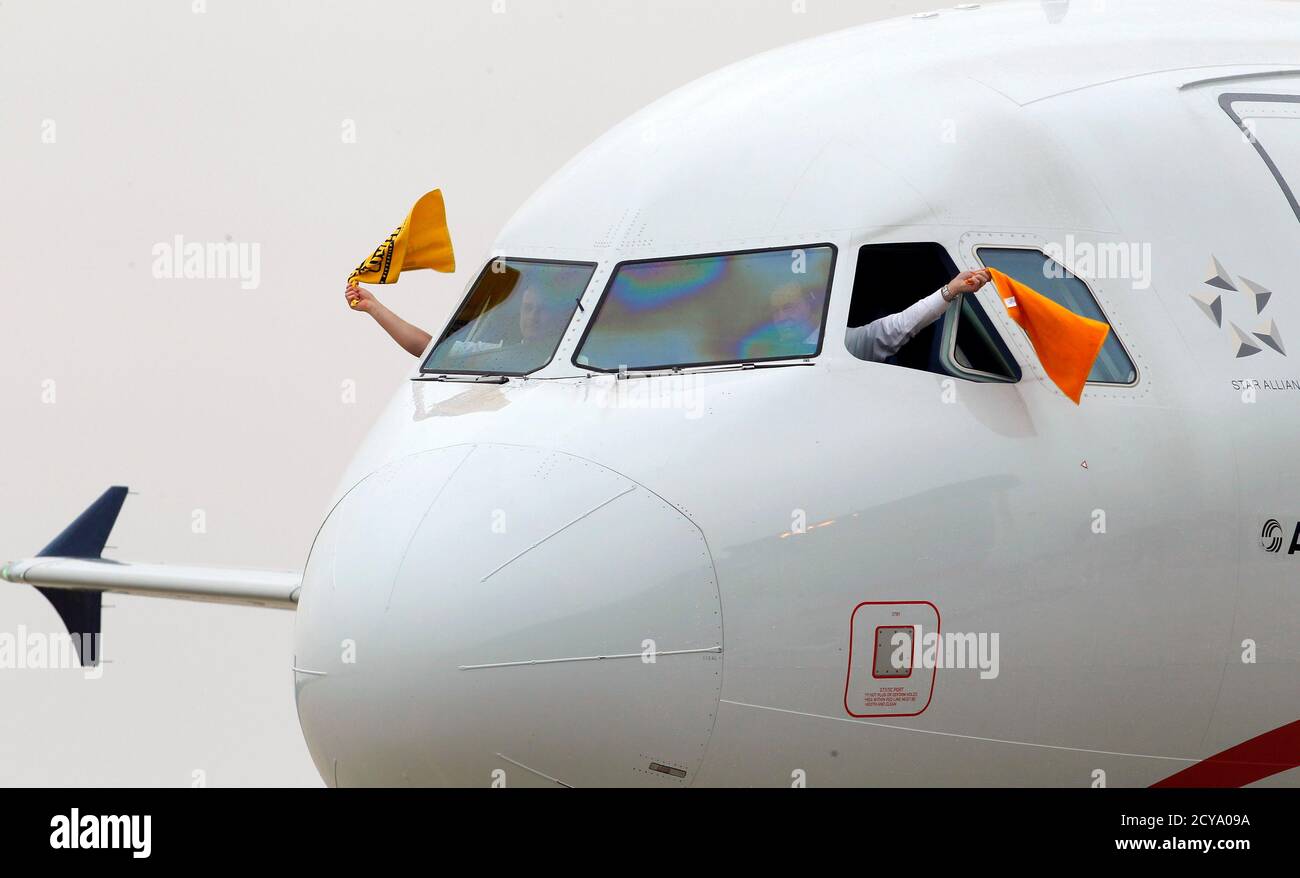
[345,281,434,357]
[346,280,569,360]
[348,267,992,364]
[770,268,992,362]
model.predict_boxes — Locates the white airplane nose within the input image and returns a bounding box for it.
[292,444,723,787]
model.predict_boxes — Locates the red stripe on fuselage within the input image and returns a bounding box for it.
[1152,719,1300,788]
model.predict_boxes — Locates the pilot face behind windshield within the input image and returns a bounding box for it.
[518,286,569,344]
[769,282,819,349]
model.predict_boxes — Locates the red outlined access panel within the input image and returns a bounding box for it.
[844,600,940,718]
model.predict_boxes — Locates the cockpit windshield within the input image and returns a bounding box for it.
[573,245,836,372]
[422,258,596,376]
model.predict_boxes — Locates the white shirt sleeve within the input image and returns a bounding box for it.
[444,339,506,361]
[844,287,951,362]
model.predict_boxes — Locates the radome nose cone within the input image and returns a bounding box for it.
[293,444,722,787]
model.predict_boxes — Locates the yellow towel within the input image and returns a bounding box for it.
[348,189,455,290]
[986,267,1109,405]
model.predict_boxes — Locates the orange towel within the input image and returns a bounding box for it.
[348,189,456,288]
[986,267,1109,404]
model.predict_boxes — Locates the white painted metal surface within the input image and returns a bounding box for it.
[3,558,300,609]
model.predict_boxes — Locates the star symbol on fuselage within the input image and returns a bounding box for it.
[1191,255,1285,358]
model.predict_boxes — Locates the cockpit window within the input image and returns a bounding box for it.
[976,247,1136,385]
[421,258,596,376]
[573,245,836,372]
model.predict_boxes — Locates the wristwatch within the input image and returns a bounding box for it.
[941,283,958,303]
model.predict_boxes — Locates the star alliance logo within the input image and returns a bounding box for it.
[1191,255,1285,358]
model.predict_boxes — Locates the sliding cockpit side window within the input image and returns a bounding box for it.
[421,258,596,377]
[976,247,1137,385]
[573,244,836,372]
[941,293,1024,383]
[848,242,1020,383]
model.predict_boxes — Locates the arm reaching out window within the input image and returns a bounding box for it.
[346,282,432,358]
[845,269,991,362]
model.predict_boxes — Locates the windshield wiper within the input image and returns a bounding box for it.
[614,361,814,379]
[412,374,511,384]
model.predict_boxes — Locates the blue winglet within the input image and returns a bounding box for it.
[32,486,129,666]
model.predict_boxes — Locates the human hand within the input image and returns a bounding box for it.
[346,282,379,313]
[944,269,992,301]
